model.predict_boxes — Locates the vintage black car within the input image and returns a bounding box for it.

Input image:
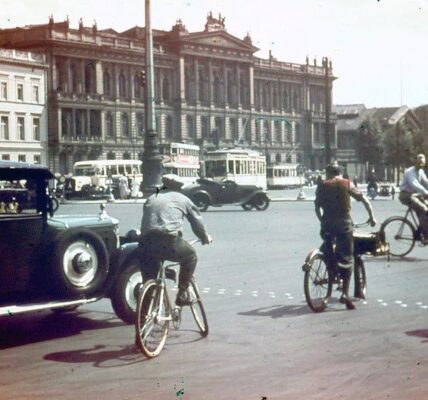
[181,178,270,211]
[0,161,142,324]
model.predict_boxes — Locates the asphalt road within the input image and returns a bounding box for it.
[1,197,428,400]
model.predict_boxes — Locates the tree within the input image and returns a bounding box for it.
[356,117,383,175]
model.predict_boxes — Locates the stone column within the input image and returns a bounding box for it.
[194,58,199,103]
[57,108,62,138]
[179,56,186,102]
[79,59,85,94]
[72,108,76,138]
[100,110,106,141]
[249,66,255,108]
[114,64,120,99]
[236,64,241,106]
[86,109,91,138]
[95,61,103,95]
[208,60,213,106]
[223,61,228,106]
[130,66,135,99]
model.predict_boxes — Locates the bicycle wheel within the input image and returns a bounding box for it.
[188,279,209,337]
[352,258,367,299]
[135,280,170,358]
[381,217,416,257]
[304,253,332,312]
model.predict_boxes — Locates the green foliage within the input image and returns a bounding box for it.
[356,117,383,165]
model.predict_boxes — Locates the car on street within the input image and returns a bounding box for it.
[0,161,143,324]
[181,178,270,211]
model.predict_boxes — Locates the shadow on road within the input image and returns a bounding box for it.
[0,310,123,350]
[238,304,311,318]
[44,344,146,368]
[405,329,428,343]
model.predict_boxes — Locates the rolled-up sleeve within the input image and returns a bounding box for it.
[186,201,209,242]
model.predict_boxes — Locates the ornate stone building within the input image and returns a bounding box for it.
[0,13,336,174]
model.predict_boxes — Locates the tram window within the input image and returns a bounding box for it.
[228,160,234,174]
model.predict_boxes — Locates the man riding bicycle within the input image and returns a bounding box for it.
[140,174,212,307]
[399,154,428,244]
[315,162,376,310]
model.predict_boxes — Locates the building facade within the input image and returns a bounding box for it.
[0,14,336,174]
[0,48,48,165]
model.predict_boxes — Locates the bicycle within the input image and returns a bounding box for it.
[380,206,426,257]
[135,239,208,358]
[302,221,389,312]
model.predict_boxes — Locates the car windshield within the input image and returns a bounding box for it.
[74,166,97,176]
[0,178,42,216]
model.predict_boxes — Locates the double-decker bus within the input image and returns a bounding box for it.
[266,163,301,189]
[204,148,267,189]
[159,142,200,185]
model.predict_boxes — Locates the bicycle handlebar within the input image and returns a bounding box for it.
[353,219,375,229]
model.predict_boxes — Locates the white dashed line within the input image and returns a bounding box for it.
[400,304,408,308]
[251,290,259,297]
[377,299,383,303]
[416,302,423,306]
[395,300,402,304]
[421,305,428,309]
[217,289,226,295]
[233,290,242,296]
[381,302,388,306]
[202,288,210,294]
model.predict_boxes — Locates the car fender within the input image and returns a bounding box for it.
[190,189,212,204]
[239,190,270,205]
[105,242,141,296]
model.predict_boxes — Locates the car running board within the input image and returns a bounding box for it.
[0,297,99,317]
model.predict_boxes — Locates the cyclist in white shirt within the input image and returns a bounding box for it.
[399,154,428,242]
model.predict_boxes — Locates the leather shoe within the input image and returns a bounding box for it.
[339,294,356,310]
[175,289,192,307]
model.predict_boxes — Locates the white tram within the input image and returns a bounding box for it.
[266,163,301,189]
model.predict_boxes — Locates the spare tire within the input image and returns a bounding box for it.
[49,228,109,298]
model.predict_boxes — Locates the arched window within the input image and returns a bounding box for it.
[162,77,170,102]
[103,71,111,96]
[255,120,260,142]
[123,151,131,160]
[275,153,282,164]
[293,88,299,110]
[107,151,116,160]
[272,88,279,109]
[185,67,194,102]
[282,89,289,110]
[227,72,235,105]
[56,62,65,91]
[263,122,270,144]
[198,66,209,103]
[119,72,127,98]
[121,113,129,137]
[84,62,95,94]
[106,112,114,138]
[262,83,269,109]
[295,122,301,143]
[240,76,247,106]
[201,116,209,139]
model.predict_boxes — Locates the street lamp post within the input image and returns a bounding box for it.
[323,57,332,166]
[142,0,162,197]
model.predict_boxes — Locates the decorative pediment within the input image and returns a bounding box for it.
[181,31,258,53]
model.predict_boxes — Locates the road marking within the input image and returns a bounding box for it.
[202,288,210,293]
[395,300,402,304]
[233,290,242,296]
[416,302,423,306]
[217,289,226,295]
[381,302,388,306]
[420,305,428,309]
[400,304,408,308]
[362,301,368,305]
[251,290,259,297]
[377,299,383,303]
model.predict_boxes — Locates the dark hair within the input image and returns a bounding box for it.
[326,163,341,177]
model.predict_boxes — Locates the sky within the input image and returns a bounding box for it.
[1,0,427,109]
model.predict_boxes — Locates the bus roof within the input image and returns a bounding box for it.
[74,159,142,167]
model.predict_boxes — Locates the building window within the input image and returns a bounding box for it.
[186,115,194,138]
[201,116,209,139]
[1,82,7,100]
[275,121,281,143]
[136,112,144,137]
[32,117,40,141]
[1,116,9,140]
[17,116,25,140]
[134,73,142,99]
[33,154,41,164]
[103,71,111,96]
[230,118,238,140]
[107,151,116,160]
[18,154,26,163]
[162,77,170,102]
[32,85,39,103]
[119,72,127,98]
[121,113,129,137]
[295,122,301,143]
[106,112,114,138]
[165,115,173,139]
[2,154,10,160]
[17,83,24,101]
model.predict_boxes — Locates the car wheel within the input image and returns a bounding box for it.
[254,194,270,211]
[49,228,109,298]
[111,258,143,324]
[241,203,254,211]
[193,193,210,212]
